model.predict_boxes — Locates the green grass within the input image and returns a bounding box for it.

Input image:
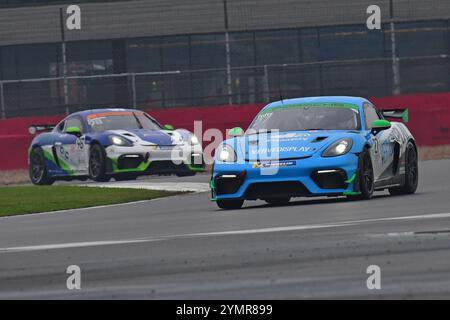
[0,186,176,217]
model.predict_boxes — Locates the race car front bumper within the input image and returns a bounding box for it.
[211,152,360,200]
[105,143,205,175]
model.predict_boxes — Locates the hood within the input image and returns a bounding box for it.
[107,129,175,146]
[233,130,356,160]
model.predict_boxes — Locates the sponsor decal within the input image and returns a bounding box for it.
[269,132,311,141]
[253,160,296,168]
[157,145,174,150]
[250,146,312,155]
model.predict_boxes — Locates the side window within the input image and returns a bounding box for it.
[57,121,66,132]
[364,104,380,129]
[64,117,84,133]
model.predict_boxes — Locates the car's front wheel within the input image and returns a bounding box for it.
[216,199,244,210]
[347,148,374,200]
[29,147,54,186]
[389,141,418,196]
[89,144,110,182]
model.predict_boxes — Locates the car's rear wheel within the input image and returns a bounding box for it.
[29,147,54,186]
[389,142,418,196]
[264,197,291,206]
[347,148,374,200]
[216,199,244,210]
[89,144,110,182]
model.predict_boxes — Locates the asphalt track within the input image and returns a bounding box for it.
[0,160,450,299]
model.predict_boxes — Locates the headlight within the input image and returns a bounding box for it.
[322,138,353,157]
[109,135,132,147]
[218,144,236,162]
[190,135,200,145]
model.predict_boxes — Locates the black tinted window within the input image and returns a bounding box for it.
[249,104,361,132]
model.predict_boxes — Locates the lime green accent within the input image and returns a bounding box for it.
[66,127,82,135]
[372,119,391,130]
[210,179,217,201]
[163,124,174,131]
[111,157,151,173]
[345,173,357,184]
[262,102,359,114]
[42,149,55,162]
[186,163,206,172]
[402,109,409,123]
[42,149,74,175]
[58,159,75,176]
[228,127,244,137]
[343,191,361,196]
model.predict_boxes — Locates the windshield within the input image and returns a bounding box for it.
[248,104,361,133]
[87,111,162,133]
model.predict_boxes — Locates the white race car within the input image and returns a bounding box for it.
[28,108,205,185]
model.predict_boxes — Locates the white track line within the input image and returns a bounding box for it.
[2,212,450,254]
[81,182,210,193]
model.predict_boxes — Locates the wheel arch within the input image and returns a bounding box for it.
[408,138,418,153]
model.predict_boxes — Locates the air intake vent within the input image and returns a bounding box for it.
[122,133,135,137]
[312,136,328,143]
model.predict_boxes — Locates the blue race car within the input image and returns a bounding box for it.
[210,96,418,209]
[28,108,204,185]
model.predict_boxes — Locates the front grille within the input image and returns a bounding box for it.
[215,176,243,195]
[147,161,186,173]
[244,181,310,200]
[311,170,347,189]
[117,155,144,169]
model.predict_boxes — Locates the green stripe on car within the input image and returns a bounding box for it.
[262,103,359,114]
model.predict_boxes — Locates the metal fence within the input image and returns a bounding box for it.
[1,54,449,119]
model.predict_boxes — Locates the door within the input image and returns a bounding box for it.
[54,116,89,175]
[363,103,395,181]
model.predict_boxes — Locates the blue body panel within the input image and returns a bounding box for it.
[213,153,359,199]
[212,96,375,200]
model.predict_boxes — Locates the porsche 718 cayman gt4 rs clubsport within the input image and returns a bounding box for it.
[210,96,418,210]
[28,109,205,185]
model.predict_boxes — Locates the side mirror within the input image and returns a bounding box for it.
[228,127,244,137]
[66,126,82,137]
[163,124,174,131]
[371,119,391,135]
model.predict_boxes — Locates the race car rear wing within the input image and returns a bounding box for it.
[28,124,55,135]
[381,108,409,123]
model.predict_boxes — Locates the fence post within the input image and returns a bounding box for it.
[224,0,233,105]
[131,74,137,108]
[263,65,270,102]
[389,0,401,95]
[59,7,70,115]
[0,82,5,119]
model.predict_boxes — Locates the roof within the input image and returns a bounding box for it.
[70,108,142,118]
[263,96,369,110]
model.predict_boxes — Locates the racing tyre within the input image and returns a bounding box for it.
[389,142,418,196]
[348,148,374,200]
[29,147,54,186]
[264,197,291,206]
[89,144,110,182]
[216,199,244,210]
